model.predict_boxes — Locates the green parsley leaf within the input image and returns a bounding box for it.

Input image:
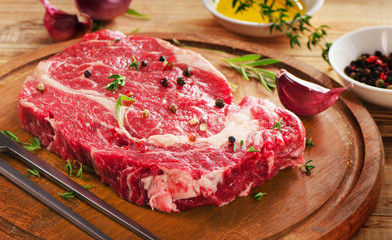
[240,140,244,148]
[233,144,237,152]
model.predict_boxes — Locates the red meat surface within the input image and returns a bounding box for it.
[18,30,306,212]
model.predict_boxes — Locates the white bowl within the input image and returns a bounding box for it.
[329,25,392,108]
[201,0,324,37]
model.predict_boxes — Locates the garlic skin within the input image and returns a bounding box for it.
[276,69,349,116]
[40,0,92,42]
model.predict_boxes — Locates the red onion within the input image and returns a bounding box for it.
[276,69,349,116]
[75,0,132,21]
[40,0,92,42]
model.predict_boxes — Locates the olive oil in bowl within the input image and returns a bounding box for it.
[216,0,306,23]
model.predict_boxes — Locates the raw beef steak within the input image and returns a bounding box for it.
[17,30,306,212]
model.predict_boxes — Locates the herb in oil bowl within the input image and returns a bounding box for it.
[201,0,324,37]
[216,0,306,24]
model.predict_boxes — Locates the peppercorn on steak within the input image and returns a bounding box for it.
[18,30,306,212]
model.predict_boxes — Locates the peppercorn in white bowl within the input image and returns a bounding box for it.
[329,25,392,108]
[201,0,324,37]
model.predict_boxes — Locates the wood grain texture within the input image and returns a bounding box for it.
[0,33,384,239]
[0,0,391,239]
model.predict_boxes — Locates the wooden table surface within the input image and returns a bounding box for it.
[0,0,391,239]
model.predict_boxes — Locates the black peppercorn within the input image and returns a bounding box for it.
[228,136,236,143]
[160,77,169,87]
[141,60,147,67]
[183,67,192,77]
[159,56,166,62]
[215,98,225,108]
[176,77,186,86]
[84,70,91,78]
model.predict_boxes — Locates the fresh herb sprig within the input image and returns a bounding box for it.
[270,117,283,131]
[129,56,140,70]
[247,145,260,152]
[232,0,332,63]
[26,168,40,177]
[105,74,126,93]
[0,130,41,151]
[253,192,266,201]
[305,138,314,149]
[224,54,280,92]
[64,160,94,179]
[58,191,75,199]
[301,160,316,175]
[126,9,149,19]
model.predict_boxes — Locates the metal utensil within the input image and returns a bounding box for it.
[0,133,160,240]
[0,156,111,240]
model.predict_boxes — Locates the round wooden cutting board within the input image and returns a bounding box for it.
[0,33,384,240]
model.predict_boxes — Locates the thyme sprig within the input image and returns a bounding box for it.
[232,0,332,63]
[26,168,40,178]
[270,117,283,131]
[58,185,95,200]
[64,160,94,179]
[105,74,126,93]
[301,160,316,175]
[0,130,41,151]
[305,138,315,149]
[223,54,280,92]
[129,55,140,70]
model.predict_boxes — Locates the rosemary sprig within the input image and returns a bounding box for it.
[26,168,40,178]
[232,0,332,64]
[301,160,316,175]
[58,185,95,200]
[305,138,315,149]
[223,54,280,92]
[58,191,74,199]
[270,117,283,131]
[0,130,41,151]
